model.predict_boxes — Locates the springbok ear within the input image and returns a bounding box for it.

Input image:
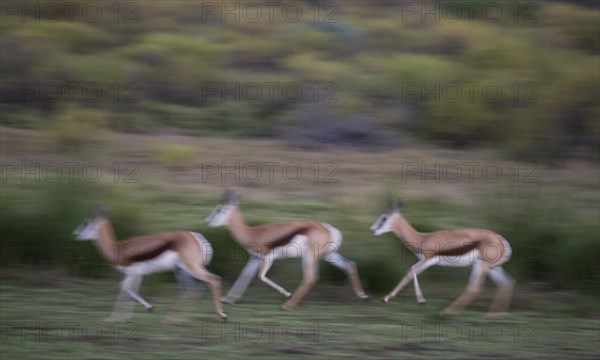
[230,192,240,205]
[223,188,233,203]
[224,188,239,205]
[94,204,110,218]
[394,197,404,211]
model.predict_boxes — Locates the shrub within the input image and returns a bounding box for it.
[476,186,599,292]
[49,106,108,152]
[155,143,198,169]
[544,3,600,53]
[282,105,395,149]
[0,180,144,277]
[109,111,160,134]
[0,106,47,130]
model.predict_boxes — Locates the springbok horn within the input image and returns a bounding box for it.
[394,197,403,210]
[223,188,233,203]
[94,204,109,218]
[385,193,393,211]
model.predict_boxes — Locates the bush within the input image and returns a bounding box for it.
[544,3,600,53]
[109,111,160,134]
[155,143,198,169]
[476,186,599,292]
[0,181,144,277]
[49,106,108,152]
[282,105,395,149]
[0,106,47,130]
[417,96,497,148]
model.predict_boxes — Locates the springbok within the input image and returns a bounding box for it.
[370,197,514,315]
[205,190,369,310]
[72,206,228,321]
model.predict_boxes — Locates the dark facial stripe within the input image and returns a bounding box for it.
[437,242,479,257]
[377,215,388,229]
[266,227,309,250]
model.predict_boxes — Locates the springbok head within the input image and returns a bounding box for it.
[72,205,109,241]
[204,189,240,227]
[370,196,403,235]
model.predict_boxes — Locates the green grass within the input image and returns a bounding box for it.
[0,277,598,360]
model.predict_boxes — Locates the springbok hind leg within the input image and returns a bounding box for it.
[282,256,319,310]
[185,265,227,321]
[164,269,204,323]
[324,252,369,300]
[179,245,227,320]
[487,266,515,316]
[442,261,491,315]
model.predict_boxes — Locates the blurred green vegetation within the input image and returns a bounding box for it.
[1,177,598,295]
[155,143,198,169]
[1,1,598,160]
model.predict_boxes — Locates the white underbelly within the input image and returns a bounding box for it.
[437,250,479,267]
[271,235,308,260]
[114,231,212,275]
[116,250,180,275]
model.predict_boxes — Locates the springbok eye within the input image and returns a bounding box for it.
[381,216,387,222]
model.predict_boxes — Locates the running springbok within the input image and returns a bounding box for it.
[72,206,228,321]
[370,197,514,315]
[205,190,369,310]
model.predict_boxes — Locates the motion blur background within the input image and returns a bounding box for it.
[0,1,598,359]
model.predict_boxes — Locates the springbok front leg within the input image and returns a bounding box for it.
[191,268,226,320]
[121,273,153,310]
[179,251,227,320]
[442,260,491,315]
[324,252,369,300]
[186,266,227,320]
[164,269,204,323]
[413,271,426,304]
[258,254,292,298]
[222,254,261,304]
[383,257,438,303]
[282,255,319,310]
[105,273,149,322]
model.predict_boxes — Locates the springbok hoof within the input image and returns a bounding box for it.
[146,305,154,312]
[218,312,228,321]
[281,304,294,311]
[381,297,390,303]
[418,300,427,305]
[440,308,459,316]
[359,293,370,301]
[282,291,292,298]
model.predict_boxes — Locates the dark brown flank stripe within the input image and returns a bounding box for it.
[265,227,310,250]
[125,241,173,264]
[436,241,480,257]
